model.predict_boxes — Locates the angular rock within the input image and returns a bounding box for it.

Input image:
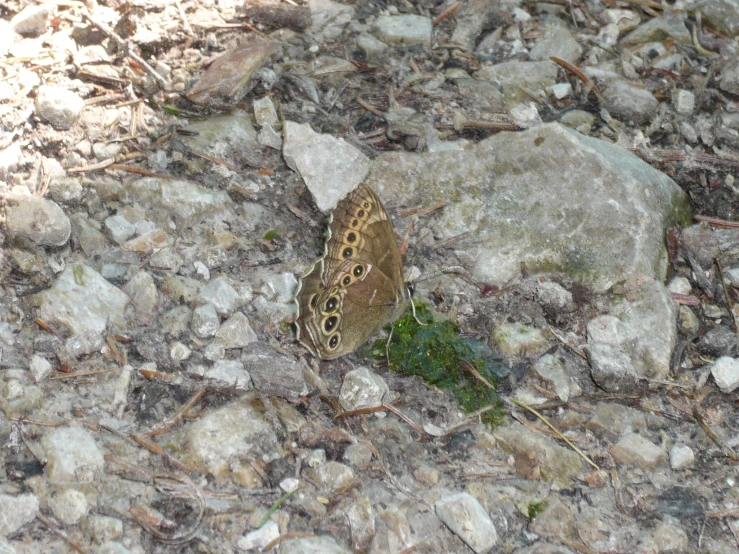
[214,312,258,349]
[197,276,241,315]
[339,367,389,410]
[308,0,355,43]
[529,26,582,64]
[346,497,375,551]
[186,39,280,109]
[601,80,659,125]
[611,433,666,470]
[253,96,278,127]
[533,354,571,401]
[0,493,39,536]
[183,397,278,480]
[620,14,692,46]
[11,5,54,36]
[586,402,647,441]
[698,326,738,357]
[192,304,220,338]
[69,213,109,257]
[29,355,52,383]
[0,143,22,180]
[371,15,432,46]
[6,197,71,246]
[494,423,582,486]
[37,264,129,337]
[283,121,371,211]
[242,342,310,401]
[585,343,638,393]
[530,497,575,540]
[41,426,105,483]
[670,444,695,470]
[435,492,498,553]
[304,461,355,492]
[104,214,136,245]
[204,359,251,390]
[475,61,559,108]
[237,520,279,551]
[367,123,690,294]
[35,85,84,129]
[123,271,158,325]
[81,516,124,544]
[720,60,739,98]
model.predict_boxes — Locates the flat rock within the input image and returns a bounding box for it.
[371,15,432,46]
[10,5,54,36]
[37,264,129,338]
[366,123,690,294]
[529,26,582,64]
[183,397,278,481]
[586,402,647,441]
[186,39,280,109]
[435,492,498,553]
[611,432,666,470]
[41,426,105,483]
[475,61,559,108]
[204,359,252,390]
[242,342,310,401]
[6,196,71,246]
[116,177,234,228]
[492,322,549,361]
[494,422,583,486]
[282,121,371,211]
[620,14,692,46]
[699,0,739,37]
[303,461,355,492]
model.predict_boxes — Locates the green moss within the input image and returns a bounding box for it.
[528,500,547,520]
[365,303,505,427]
[263,229,281,241]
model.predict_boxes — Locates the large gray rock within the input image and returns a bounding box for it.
[475,61,559,108]
[699,0,739,37]
[41,426,105,483]
[37,264,129,337]
[435,492,498,553]
[367,123,690,293]
[0,493,38,536]
[6,196,71,246]
[371,15,432,46]
[280,535,351,554]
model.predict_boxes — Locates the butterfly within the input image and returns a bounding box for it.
[294,184,408,359]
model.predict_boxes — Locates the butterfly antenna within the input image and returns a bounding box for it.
[410,298,427,327]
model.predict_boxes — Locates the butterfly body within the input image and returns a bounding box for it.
[295,184,408,359]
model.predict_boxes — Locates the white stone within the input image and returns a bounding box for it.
[371,15,432,46]
[0,493,39,536]
[339,367,389,411]
[356,33,388,58]
[611,433,666,470]
[258,124,283,149]
[280,478,300,493]
[197,276,241,315]
[308,0,355,43]
[260,272,298,304]
[435,492,498,553]
[214,312,258,349]
[672,89,694,115]
[237,520,279,551]
[587,315,622,344]
[170,342,192,361]
[669,444,695,470]
[29,355,52,383]
[41,426,105,483]
[205,360,251,390]
[509,102,542,129]
[282,121,371,212]
[192,304,220,338]
[35,85,84,129]
[48,488,88,525]
[667,276,692,295]
[0,142,22,179]
[549,82,573,100]
[253,96,278,127]
[711,356,739,393]
[38,265,129,338]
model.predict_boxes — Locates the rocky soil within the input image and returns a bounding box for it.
[3,0,739,553]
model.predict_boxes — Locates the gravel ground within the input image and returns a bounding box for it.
[3,0,739,553]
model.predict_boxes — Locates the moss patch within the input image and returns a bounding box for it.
[365,303,505,427]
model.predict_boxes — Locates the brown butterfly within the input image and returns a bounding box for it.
[294,184,408,359]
